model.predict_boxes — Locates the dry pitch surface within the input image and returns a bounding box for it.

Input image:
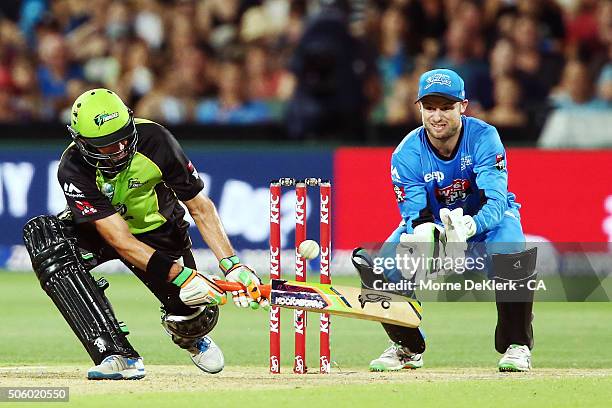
[2,365,612,395]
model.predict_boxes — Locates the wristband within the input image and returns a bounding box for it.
[171,266,196,288]
[219,255,241,274]
[147,250,175,278]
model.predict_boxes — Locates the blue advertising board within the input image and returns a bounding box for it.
[0,146,333,253]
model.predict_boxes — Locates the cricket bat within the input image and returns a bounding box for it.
[214,279,422,328]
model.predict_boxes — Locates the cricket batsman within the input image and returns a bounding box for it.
[357,69,536,372]
[22,89,268,380]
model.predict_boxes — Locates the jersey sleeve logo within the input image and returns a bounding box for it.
[393,185,405,203]
[435,179,472,205]
[391,166,401,183]
[63,182,85,198]
[187,161,200,179]
[75,200,98,215]
[495,154,506,171]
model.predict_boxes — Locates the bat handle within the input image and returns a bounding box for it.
[214,279,271,299]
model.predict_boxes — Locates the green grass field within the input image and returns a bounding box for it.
[1,271,612,407]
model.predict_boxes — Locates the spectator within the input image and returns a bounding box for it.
[485,75,528,128]
[538,108,612,148]
[36,32,83,119]
[539,59,611,148]
[10,55,40,119]
[436,20,492,111]
[133,0,164,50]
[18,0,46,46]
[489,38,516,80]
[384,74,414,125]
[285,0,380,139]
[105,0,133,41]
[378,5,412,97]
[194,57,272,124]
[512,15,564,106]
[516,0,565,52]
[0,0,605,136]
[171,44,218,100]
[135,68,194,124]
[417,0,446,41]
[566,0,602,60]
[244,42,285,101]
[597,59,612,103]
[117,39,154,106]
[549,59,607,109]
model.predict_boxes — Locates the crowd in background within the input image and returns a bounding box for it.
[0,0,610,142]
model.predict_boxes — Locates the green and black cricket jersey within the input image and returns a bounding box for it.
[57,119,204,254]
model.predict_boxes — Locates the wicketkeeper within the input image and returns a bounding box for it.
[23,89,268,380]
[354,69,536,372]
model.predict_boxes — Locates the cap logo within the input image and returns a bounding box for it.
[424,73,452,89]
[93,112,119,128]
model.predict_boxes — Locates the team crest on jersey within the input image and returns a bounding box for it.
[393,185,405,203]
[128,178,145,189]
[435,179,472,205]
[460,155,473,171]
[495,154,506,171]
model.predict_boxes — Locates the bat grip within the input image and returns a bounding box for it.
[214,279,271,299]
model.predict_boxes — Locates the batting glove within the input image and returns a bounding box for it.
[221,256,269,310]
[171,267,227,307]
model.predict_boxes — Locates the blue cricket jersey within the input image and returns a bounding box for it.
[391,116,520,236]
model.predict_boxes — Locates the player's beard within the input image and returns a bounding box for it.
[424,120,461,142]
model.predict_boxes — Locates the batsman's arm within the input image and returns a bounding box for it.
[94,213,226,306]
[182,193,267,308]
[93,213,159,271]
[182,192,235,261]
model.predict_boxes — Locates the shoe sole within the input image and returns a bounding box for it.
[88,371,146,380]
[498,363,530,372]
[369,364,421,372]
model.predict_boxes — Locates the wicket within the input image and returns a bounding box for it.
[269,178,332,374]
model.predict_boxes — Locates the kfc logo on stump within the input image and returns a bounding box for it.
[435,179,472,205]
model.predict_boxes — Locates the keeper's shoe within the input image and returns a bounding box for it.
[87,355,145,380]
[369,342,423,371]
[189,335,224,374]
[498,344,531,372]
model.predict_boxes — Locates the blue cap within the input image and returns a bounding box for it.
[416,69,465,102]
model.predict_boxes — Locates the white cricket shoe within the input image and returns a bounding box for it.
[498,344,531,372]
[369,342,423,371]
[189,335,224,374]
[87,355,145,380]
